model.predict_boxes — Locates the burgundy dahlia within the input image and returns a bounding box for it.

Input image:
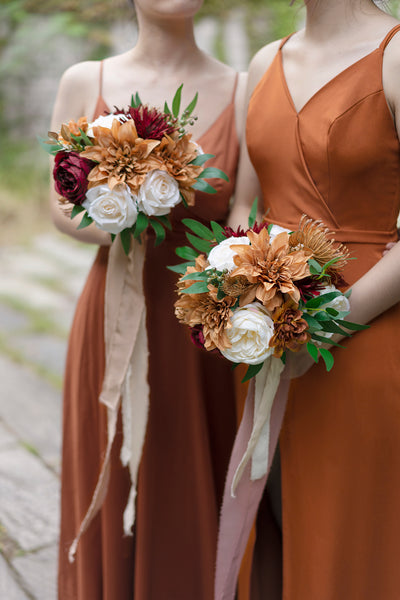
[222,221,269,239]
[190,325,206,349]
[53,151,96,205]
[296,277,326,302]
[114,105,178,140]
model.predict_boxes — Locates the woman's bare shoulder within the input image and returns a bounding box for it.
[52,60,102,124]
[247,39,282,95]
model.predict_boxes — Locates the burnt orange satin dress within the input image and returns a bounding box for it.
[58,75,240,600]
[246,26,400,599]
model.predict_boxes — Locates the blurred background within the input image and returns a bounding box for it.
[0,1,399,599]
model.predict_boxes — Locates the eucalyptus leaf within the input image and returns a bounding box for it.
[157,215,172,230]
[319,348,335,372]
[182,218,215,240]
[242,362,264,383]
[334,319,369,331]
[172,84,183,118]
[210,221,227,243]
[135,92,142,106]
[311,333,344,348]
[150,219,166,247]
[305,290,342,309]
[192,179,217,194]
[186,233,213,253]
[167,261,195,274]
[76,212,93,230]
[180,191,188,208]
[120,229,131,255]
[181,271,209,281]
[307,342,320,363]
[183,92,198,116]
[303,313,323,331]
[308,258,323,274]
[189,153,214,166]
[181,281,209,294]
[133,212,149,239]
[71,205,85,219]
[248,197,258,228]
[78,128,93,146]
[175,245,199,260]
[164,101,171,115]
[200,167,229,182]
[319,321,351,336]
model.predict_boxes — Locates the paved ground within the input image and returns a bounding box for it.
[0,233,95,600]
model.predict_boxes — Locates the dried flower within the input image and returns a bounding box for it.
[231,227,311,311]
[290,215,350,276]
[80,119,161,193]
[114,105,178,140]
[269,301,310,358]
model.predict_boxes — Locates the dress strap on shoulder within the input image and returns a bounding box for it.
[98,60,104,97]
[379,24,400,50]
[231,72,239,102]
[279,33,295,50]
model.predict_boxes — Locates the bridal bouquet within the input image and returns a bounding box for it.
[40,86,227,254]
[173,203,367,381]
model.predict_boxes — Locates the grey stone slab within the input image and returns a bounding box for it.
[0,421,18,451]
[0,305,29,334]
[0,447,59,551]
[0,357,61,470]
[13,544,57,600]
[0,554,30,600]
[11,333,67,380]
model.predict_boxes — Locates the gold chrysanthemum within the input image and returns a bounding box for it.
[269,301,310,358]
[230,227,312,311]
[154,134,203,206]
[289,215,350,275]
[80,119,161,193]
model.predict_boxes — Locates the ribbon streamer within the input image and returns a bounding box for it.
[69,237,148,562]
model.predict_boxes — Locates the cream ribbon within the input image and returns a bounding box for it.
[69,237,148,562]
[231,357,284,497]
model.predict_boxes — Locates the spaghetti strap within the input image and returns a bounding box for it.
[279,33,295,50]
[98,60,104,97]
[379,24,400,50]
[231,73,239,102]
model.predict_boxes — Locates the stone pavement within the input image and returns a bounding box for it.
[0,233,95,600]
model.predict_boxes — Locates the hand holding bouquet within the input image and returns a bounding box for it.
[41,86,227,253]
[173,202,368,381]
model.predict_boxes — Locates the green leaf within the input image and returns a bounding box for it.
[150,219,166,247]
[156,215,172,230]
[172,84,183,117]
[192,179,217,194]
[308,258,323,276]
[167,261,195,274]
[120,229,131,255]
[110,233,116,243]
[319,321,351,336]
[305,290,342,310]
[133,212,149,239]
[200,167,229,182]
[307,342,320,363]
[135,92,142,106]
[303,313,323,331]
[175,245,199,260]
[181,281,209,294]
[182,218,214,240]
[76,212,93,230]
[164,101,171,115]
[326,307,339,317]
[248,197,258,228]
[186,233,213,253]
[180,191,188,208]
[311,333,344,348]
[181,271,209,281]
[334,319,370,331]
[183,92,198,116]
[189,153,214,166]
[71,204,85,219]
[241,362,264,383]
[210,221,227,243]
[319,348,335,372]
[79,128,93,146]
[38,136,63,155]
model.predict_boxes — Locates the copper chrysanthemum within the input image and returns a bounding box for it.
[289,215,350,276]
[80,119,161,193]
[230,227,312,311]
[269,301,310,358]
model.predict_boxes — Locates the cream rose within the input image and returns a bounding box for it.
[83,184,138,234]
[220,302,275,365]
[137,169,180,216]
[207,236,250,273]
[87,114,126,137]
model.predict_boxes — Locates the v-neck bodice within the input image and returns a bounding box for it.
[247,25,400,285]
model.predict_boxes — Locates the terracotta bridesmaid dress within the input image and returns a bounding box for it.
[246,25,400,599]
[58,67,240,600]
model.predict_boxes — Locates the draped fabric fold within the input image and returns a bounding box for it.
[69,238,148,562]
[215,372,290,600]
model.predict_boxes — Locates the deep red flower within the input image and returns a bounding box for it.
[190,325,206,349]
[53,151,96,205]
[296,277,326,302]
[113,105,178,140]
[222,221,269,239]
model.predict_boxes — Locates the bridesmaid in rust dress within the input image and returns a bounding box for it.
[50,1,247,598]
[229,0,400,598]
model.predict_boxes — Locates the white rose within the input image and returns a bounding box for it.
[83,184,138,234]
[220,302,275,365]
[87,113,126,137]
[137,169,180,216]
[269,224,290,241]
[207,236,250,273]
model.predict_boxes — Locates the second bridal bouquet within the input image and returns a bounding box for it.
[173,203,368,381]
[41,86,227,254]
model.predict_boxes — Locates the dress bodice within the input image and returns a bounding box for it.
[247,25,400,283]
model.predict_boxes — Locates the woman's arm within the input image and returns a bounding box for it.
[50,62,111,246]
[228,41,282,230]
